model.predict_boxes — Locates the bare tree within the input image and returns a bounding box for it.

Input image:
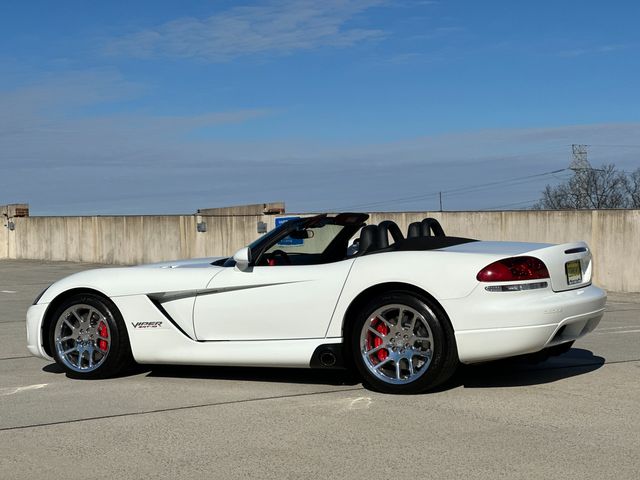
[535,162,629,209]
[624,168,640,208]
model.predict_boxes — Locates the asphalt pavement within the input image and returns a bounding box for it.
[1,260,639,480]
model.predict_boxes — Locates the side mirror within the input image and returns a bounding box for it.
[233,247,252,271]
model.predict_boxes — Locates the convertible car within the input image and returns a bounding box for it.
[26,213,606,393]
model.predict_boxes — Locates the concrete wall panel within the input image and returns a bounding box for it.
[2,210,638,292]
[0,221,7,259]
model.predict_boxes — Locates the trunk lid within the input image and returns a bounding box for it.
[522,241,593,292]
[443,240,593,292]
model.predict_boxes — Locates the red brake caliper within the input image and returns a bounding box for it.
[97,321,108,351]
[373,320,389,362]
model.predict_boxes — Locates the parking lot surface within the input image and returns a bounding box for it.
[1,260,639,479]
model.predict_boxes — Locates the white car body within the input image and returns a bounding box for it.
[27,215,606,370]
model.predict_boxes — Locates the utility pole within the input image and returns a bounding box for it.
[439,192,443,212]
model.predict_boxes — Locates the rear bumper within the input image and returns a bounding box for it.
[447,284,606,364]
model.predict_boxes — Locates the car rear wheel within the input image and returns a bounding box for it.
[48,293,132,379]
[350,291,458,394]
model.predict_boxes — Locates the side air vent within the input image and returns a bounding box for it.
[564,247,587,254]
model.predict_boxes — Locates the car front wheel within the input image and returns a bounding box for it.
[48,293,132,378]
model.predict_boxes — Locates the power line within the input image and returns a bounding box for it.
[442,169,566,196]
[443,172,567,199]
[588,144,640,148]
[330,168,567,211]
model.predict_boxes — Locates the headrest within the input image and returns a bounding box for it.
[358,225,379,254]
[407,222,421,238]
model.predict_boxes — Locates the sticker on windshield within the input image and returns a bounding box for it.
[275,217,302,246]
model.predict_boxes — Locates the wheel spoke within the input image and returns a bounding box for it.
[76,349,84,367]
[87,347,94,368]
[408,358,415,376]
[397,308,404,327]
[377,315,393,328]
[373,358,392,370]
[395,360,402,379]
[409,315,417,332]
[63,318,76,331]
[368,327,384,338]
[62,346,77,355]
[71,310,83,325]
[365,344,385,356]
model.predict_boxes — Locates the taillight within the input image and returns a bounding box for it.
[476,256,549,282]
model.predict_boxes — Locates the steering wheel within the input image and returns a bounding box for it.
[269,249,291,266]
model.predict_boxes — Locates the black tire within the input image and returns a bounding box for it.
[349,291,458,394]
[48,293,133,379]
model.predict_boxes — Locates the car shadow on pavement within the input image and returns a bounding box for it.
[451,348,605,390]
[42,348,604,391]
[42,362,359,386]
[144,364,361,386]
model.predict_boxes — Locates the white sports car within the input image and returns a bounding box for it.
[26,213,606,393]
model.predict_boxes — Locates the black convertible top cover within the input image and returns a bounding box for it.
[392,236,477,251]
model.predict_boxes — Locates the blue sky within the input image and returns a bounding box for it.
[1,0,639,214]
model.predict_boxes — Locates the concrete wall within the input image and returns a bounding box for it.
[4,215,261,265]
[361,210,639,293]
[198,202,285,216]
[0,221,8,260]
[1,210,638,292]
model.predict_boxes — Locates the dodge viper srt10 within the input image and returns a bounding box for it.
[27,213,606,393]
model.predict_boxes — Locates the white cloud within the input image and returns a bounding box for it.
[105,0,386,62]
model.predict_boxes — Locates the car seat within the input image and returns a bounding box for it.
[357,225,379,255]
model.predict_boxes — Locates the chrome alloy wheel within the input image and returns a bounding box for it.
[54,304,111,373]
[359,304,434,385]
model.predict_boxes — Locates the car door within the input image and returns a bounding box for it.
[192,259,355,340]
[192,217,362,341]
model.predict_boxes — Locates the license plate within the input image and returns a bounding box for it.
[565,260,582,285]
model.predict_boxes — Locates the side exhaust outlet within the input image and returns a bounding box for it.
[319,351,337,367]
[310,343,344,369]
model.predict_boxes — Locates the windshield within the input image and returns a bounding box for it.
[221,213,368,267]
[264,224,345,256]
